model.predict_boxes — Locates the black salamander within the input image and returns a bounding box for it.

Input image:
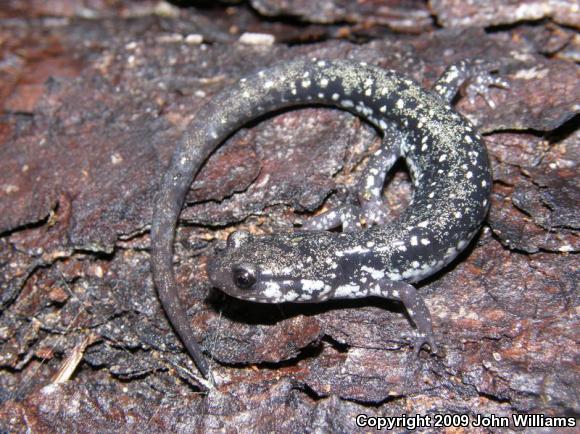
[151,58,506,379]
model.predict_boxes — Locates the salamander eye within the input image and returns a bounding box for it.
[232,265,256,290]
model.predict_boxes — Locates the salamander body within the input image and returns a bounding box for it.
[151,58,502,378]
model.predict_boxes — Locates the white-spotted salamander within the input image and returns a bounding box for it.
[151,58,507,379]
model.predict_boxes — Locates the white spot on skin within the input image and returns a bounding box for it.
[466,171,473,179]
[396,99,404,109]
[421,238,430,245]
[388,240,406,252]
[302,79,311,88]
[410,236,418,246]
[439,154,447,162]
[417,220,429,228]
[402,266,427,279]
[386,272,402,281]
[341,100,354,108]
[332,93,340,101]
[361,266,385,280]
[369,284,381,295]
[263,282,282,299]
[301,279,326,292]
[482,180,487,187]
[340,245,370,255]
[285,291,299,301]
[320,78,329,88]
[334,284,361,298]
[411,261,420,268]
[445,68,459,83]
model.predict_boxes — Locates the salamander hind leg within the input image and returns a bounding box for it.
[372,279,438,354]
[432,58,509,107]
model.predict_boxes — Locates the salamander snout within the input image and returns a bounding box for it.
[207,230,255,293]
[207,254,235,290]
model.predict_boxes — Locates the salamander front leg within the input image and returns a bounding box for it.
[302,204,362,232]
[432,58,509,107]
[356,125,403,226]
[373,279,438,354]
[302,125,402,232]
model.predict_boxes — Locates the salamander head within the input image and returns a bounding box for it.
[207,231,337,303]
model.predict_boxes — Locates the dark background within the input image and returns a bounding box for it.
[0,0,578,431]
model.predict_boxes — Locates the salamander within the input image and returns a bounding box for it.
[150,58,506,379]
